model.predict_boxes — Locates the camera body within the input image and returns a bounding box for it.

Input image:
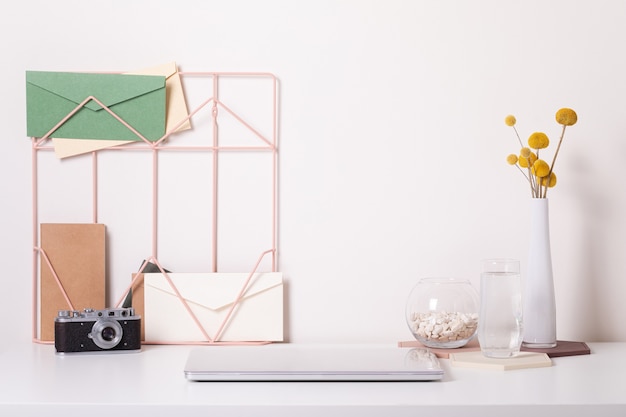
[54,307,141,354]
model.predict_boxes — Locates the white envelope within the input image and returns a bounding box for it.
[143,272,283,343]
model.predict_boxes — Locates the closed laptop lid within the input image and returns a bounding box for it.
[184,344,443,381]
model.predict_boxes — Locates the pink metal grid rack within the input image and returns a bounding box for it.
[30,71,279,345]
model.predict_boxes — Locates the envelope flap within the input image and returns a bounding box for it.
[144,272,283,311]
[127,61,177,79]
[26,71,166,112]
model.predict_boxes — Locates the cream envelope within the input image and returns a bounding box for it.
[143,272,283,343]
[53,62,191,158]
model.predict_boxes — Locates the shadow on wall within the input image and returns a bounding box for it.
[568,150,611,342]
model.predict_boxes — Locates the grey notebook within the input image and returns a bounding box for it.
[184,344,443,381]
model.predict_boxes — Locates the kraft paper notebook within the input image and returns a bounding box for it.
[39,223,106,341]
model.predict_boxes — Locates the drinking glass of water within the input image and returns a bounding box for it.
[478,259,524,358]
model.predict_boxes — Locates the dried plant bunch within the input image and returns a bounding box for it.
[504,108,577,198]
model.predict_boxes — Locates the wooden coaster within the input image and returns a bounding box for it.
[521,340,590,357]
[449,351,552,371]
[398,339,590,359]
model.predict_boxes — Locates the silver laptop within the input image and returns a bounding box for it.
[184,344,443,381]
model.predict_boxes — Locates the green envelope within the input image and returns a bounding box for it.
[26,71,166,141]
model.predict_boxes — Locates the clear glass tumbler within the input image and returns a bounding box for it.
[478,259,524,358]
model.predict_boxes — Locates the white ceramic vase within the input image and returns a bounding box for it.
[522,198,557,348]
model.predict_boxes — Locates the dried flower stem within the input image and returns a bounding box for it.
[527,167,537,197]
[543,125,567,198]
[529,167,539,198]
[515,164,530,181]
[513,126,523,148]
[529,149,541,198]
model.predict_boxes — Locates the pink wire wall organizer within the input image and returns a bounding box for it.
[30,71,279,345]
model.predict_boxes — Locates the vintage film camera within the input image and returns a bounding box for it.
[54,307,141,354]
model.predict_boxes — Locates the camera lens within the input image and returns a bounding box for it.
[89,319,123,349]
[101,326,116,342]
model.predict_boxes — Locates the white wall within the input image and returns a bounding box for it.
[3,0,625,344]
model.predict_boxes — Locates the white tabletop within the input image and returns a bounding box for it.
[1,341,624,417]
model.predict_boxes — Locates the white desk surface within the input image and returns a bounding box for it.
[1,341,624,417]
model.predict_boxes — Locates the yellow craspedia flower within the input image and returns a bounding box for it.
[532,159,550,177]
[520,147,531,158]
[528,132,550,149]
[517,154,536,168]
[505,115,516,126]
[506,154,518,165]
[555,108,577,126]
[518,157,528,168]
[541,172,557,188]
[518,151,537,168]
[502,108,577,197]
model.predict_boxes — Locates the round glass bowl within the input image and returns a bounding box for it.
[405,278,480,348]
